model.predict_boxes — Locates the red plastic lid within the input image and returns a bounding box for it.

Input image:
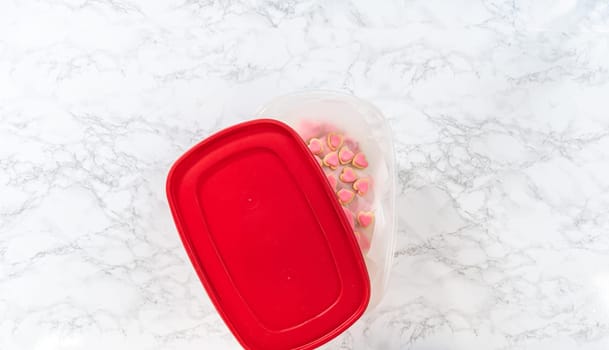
[166,119,370,350]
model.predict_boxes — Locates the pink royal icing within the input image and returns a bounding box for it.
[307,138,323,155]
[327,132,344,151]
[357,211,374,227]
[323,151,339,169]
[337,188,355,205]
[353,177,370,196]
[352,152,368,169]
[339,167,357,183]
[338,146,355,164]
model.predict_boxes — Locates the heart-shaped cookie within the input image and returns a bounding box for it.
[342,207,355,228]
[357,211,374,227]
[352,152,368,169]
[337,188,355,205]
[338,146,354,164]
[323,151,339,169]
[307,138,323,155]
[339,167,357,183]
[327,174,337,190]
[354,231,371,253]
[353,177,370,196]
[314,155,323,167]
[327,132,344,151]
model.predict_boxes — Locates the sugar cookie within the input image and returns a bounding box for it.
[338,146,354,164]
[327,132,344,151]
[339,167,357,183]
[353,177,370,196]
[337,188,355,205]
[357,211,374,227]
[323,151,339,169]
[352,152,368,169]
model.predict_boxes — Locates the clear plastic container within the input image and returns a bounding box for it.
[256,90,397,309]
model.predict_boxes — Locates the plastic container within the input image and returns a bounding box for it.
[256,90,397,309]
[166,91,396,349]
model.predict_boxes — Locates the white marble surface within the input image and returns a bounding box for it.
[2,1,609,349]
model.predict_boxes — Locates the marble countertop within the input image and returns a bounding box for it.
[2,1,609,349]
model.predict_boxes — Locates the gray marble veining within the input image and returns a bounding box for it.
[2,1,609,349]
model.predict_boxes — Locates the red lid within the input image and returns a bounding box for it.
[166,119,370,350]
